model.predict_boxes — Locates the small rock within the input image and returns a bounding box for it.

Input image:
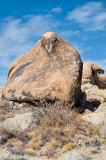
[0,113,32,133]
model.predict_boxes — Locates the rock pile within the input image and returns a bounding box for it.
[81,62,106,139]
[0,32,106,160]
[82,62,106,111]
[82,62,106,88]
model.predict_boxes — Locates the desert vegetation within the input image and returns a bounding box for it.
[0,101,104,159]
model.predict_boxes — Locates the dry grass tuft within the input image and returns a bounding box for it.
[62,142,75,153]
[89,126,100,134]
[0,114,5,121]
[24,148,36,155]
[9,146,25,156]
[0,100,102,156]
[26,129,41,138]
[26,138,43,149]
[11,140,23,146]
[0,126,10,137]
[45,138,62,150]
[27,131,35,138]
[44,150,57,159]
[5,112,16,118]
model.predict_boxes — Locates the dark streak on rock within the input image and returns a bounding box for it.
[8,89,16,93]
[8,89,17,100]
[10,62,33,79]
[41,36,60,57]
[21,91,33,98]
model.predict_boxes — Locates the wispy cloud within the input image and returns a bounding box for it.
[72,41,92,55]
[59,30,80,38]
[66,1,106,31]
[0,14,60,70]
[0,14,80,70]
[0,12,81,85]
[50,7,62,14]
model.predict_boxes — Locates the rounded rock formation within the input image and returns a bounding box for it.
[82,62,106,88]
[3,32,83,107]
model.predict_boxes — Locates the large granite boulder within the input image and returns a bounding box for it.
[2,32,83,107]
[82,62,106,89]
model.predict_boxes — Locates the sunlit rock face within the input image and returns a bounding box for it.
[3,32,82,107]
[82,62,106,89]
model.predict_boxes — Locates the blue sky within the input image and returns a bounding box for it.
[0,0,106,85]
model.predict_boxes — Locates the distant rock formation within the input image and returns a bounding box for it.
[82,62,106,89]
[2,32,83,107]
[81,83,106,110]
[82,62,106,111]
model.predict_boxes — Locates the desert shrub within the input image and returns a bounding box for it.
[24,148,36,155]
[10,139,23,146]
[0,127,10,136]
[0,114,5,121]
[26,131,35,138]
[0,126,11,144]
[45,138,62,150]
[0,100,97,155]
[25,138,43,149]
[62,142,75,153]
[44,150,57,159]
[40,101,84,130]
[5,112,16,118]
[8,138,17,142]
[62,128,71,136]
[89,126,100,134]
[15,129,29,143]
[9,146,25,156]
[41,128,55,142]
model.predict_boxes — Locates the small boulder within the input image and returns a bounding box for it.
[82,62,106,89]
[0,113,32,133]
[81,112,106,138]
[81,112,106,126]
[81,83,106,109]
[3,32,82,107]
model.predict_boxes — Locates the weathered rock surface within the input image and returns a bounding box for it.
[3,32,82,107]
[81,112,106,126]
[81,112,106,138]
[95,102,106,113]
[81,83,106,109]
[0,86,3,100]
[82,62,106,88]
[0,113,32,133]
[0,99,9,108]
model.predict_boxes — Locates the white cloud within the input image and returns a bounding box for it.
[0,13,81,86]
[0,14,60,70]
[50,7,62,14]
[59,30,79,37]
[71,42,91,54]
[66,1,106,31]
